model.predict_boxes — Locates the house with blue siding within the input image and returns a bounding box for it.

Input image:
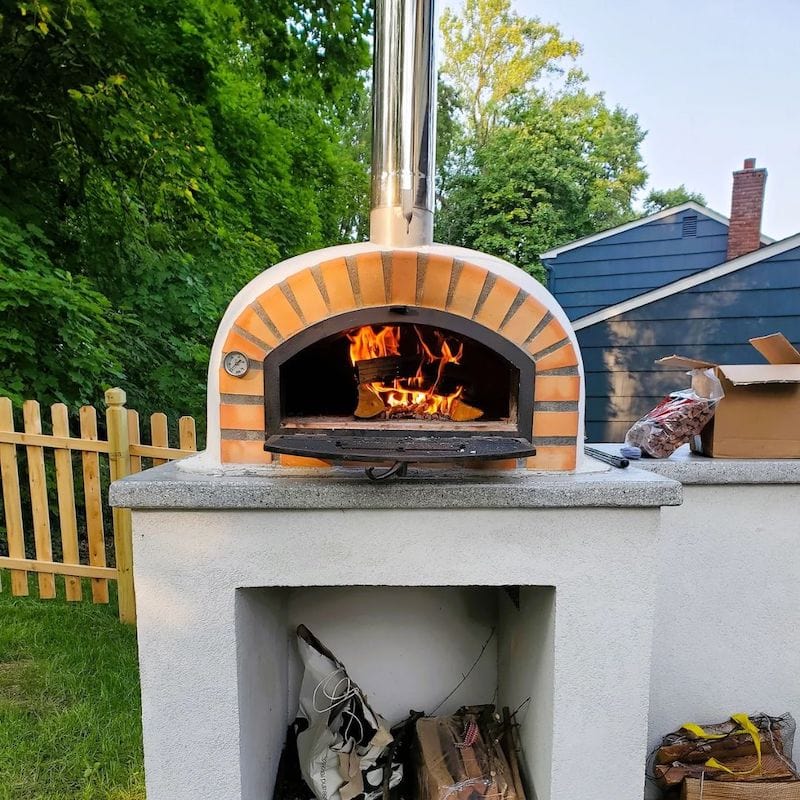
[540,159,800,442]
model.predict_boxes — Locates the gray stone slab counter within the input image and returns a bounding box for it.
[109,456,682,509]
[589,442,800,484]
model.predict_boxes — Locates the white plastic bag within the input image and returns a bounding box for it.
[295,625,402,800]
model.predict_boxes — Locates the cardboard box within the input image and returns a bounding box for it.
[657,333,800,458]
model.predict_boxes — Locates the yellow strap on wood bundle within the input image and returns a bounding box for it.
[680,713,763,776]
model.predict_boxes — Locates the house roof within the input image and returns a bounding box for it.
[539,201,775,260]
[571,231,800,331]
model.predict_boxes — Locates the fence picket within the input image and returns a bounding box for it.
[50,404,82,601]
[79,406,109,604]
[150,413,169,466]
[179,416,197,452]
[0,397,28,596]
[105,389,135,624]
[22,401,56,599]
[0,392,197,620]
[128,410,142,474]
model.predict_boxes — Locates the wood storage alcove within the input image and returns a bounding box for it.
[263,306,536,463]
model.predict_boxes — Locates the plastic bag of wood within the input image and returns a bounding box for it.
[294,625,402,800]
[653,713,799,789]
[415,706,520,800]
[625,368,723,457]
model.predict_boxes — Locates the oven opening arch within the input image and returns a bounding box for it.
[262,306,536,463]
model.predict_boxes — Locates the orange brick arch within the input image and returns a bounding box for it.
[217,250,581,470]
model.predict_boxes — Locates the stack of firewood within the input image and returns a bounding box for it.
[653,715,800,798]
[414,705,526,800]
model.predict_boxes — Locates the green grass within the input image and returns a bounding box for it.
[0,574,144,800]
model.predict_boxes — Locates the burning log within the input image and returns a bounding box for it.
[354,385,386,418]
[450,398,483,422]
[356,356,418,385]
[348,324,485,422]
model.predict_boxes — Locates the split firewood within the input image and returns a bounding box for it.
[356,356,417,385]
[354,384,385,418]
[657,730,782,765]
[655,753,797,787]
[671,719,783,739]
[450,398,483,422]
[502,707,527,800]
[416,710,517,800]
[682,777,800,799]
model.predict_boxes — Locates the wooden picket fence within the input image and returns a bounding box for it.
[0,388,197,623]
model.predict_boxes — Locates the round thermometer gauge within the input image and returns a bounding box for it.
[223,351,249,378]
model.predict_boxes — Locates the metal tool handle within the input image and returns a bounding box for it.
[584,446,629,469]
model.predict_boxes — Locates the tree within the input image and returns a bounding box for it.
[440,0,582,140]
[0,0,372,423]
[0,218,123,406]
[436,93,647,280]
[436,78,466,204]
[436,0,651,279]
[643,185,707,214]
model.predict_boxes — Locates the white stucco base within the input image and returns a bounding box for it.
[645,482,800,795]
[131,505,662,800]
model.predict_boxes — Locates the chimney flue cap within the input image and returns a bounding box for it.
[743,157,757,169]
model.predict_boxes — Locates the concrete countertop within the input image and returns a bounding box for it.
[592,443,800,485]
[109,455,682,510]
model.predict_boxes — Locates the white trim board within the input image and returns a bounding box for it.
[539,201,775,260]
[572,232,800,331]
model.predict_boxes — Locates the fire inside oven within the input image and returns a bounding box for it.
[263,307,535,463]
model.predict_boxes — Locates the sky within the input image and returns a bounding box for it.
[457,0,800,240]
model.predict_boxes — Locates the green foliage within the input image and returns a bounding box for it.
[435,0,703,281]
[643,185,707,214]
[435,77,466,201]
[0,0,371,422]
[436,93,648,280]
[440,0,582,141]
[0,218,123,406]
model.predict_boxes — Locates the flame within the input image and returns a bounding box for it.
[347,325,473,418]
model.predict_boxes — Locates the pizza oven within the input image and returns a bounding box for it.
[206,0,585,473]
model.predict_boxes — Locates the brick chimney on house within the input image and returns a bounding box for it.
[726,158,767,260]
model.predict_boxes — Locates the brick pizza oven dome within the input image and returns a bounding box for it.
[206,241,586,472]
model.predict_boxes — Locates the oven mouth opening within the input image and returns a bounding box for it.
[263,307,535,463]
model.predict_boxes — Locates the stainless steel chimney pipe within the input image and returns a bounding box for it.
[370,0,437,247]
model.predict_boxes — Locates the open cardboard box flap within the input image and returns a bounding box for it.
[717,364,800,385]
[656,355,716,370]
[656,334,800,383]
[750,332,800,365]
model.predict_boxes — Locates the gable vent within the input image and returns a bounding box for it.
[682,215,698,237]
